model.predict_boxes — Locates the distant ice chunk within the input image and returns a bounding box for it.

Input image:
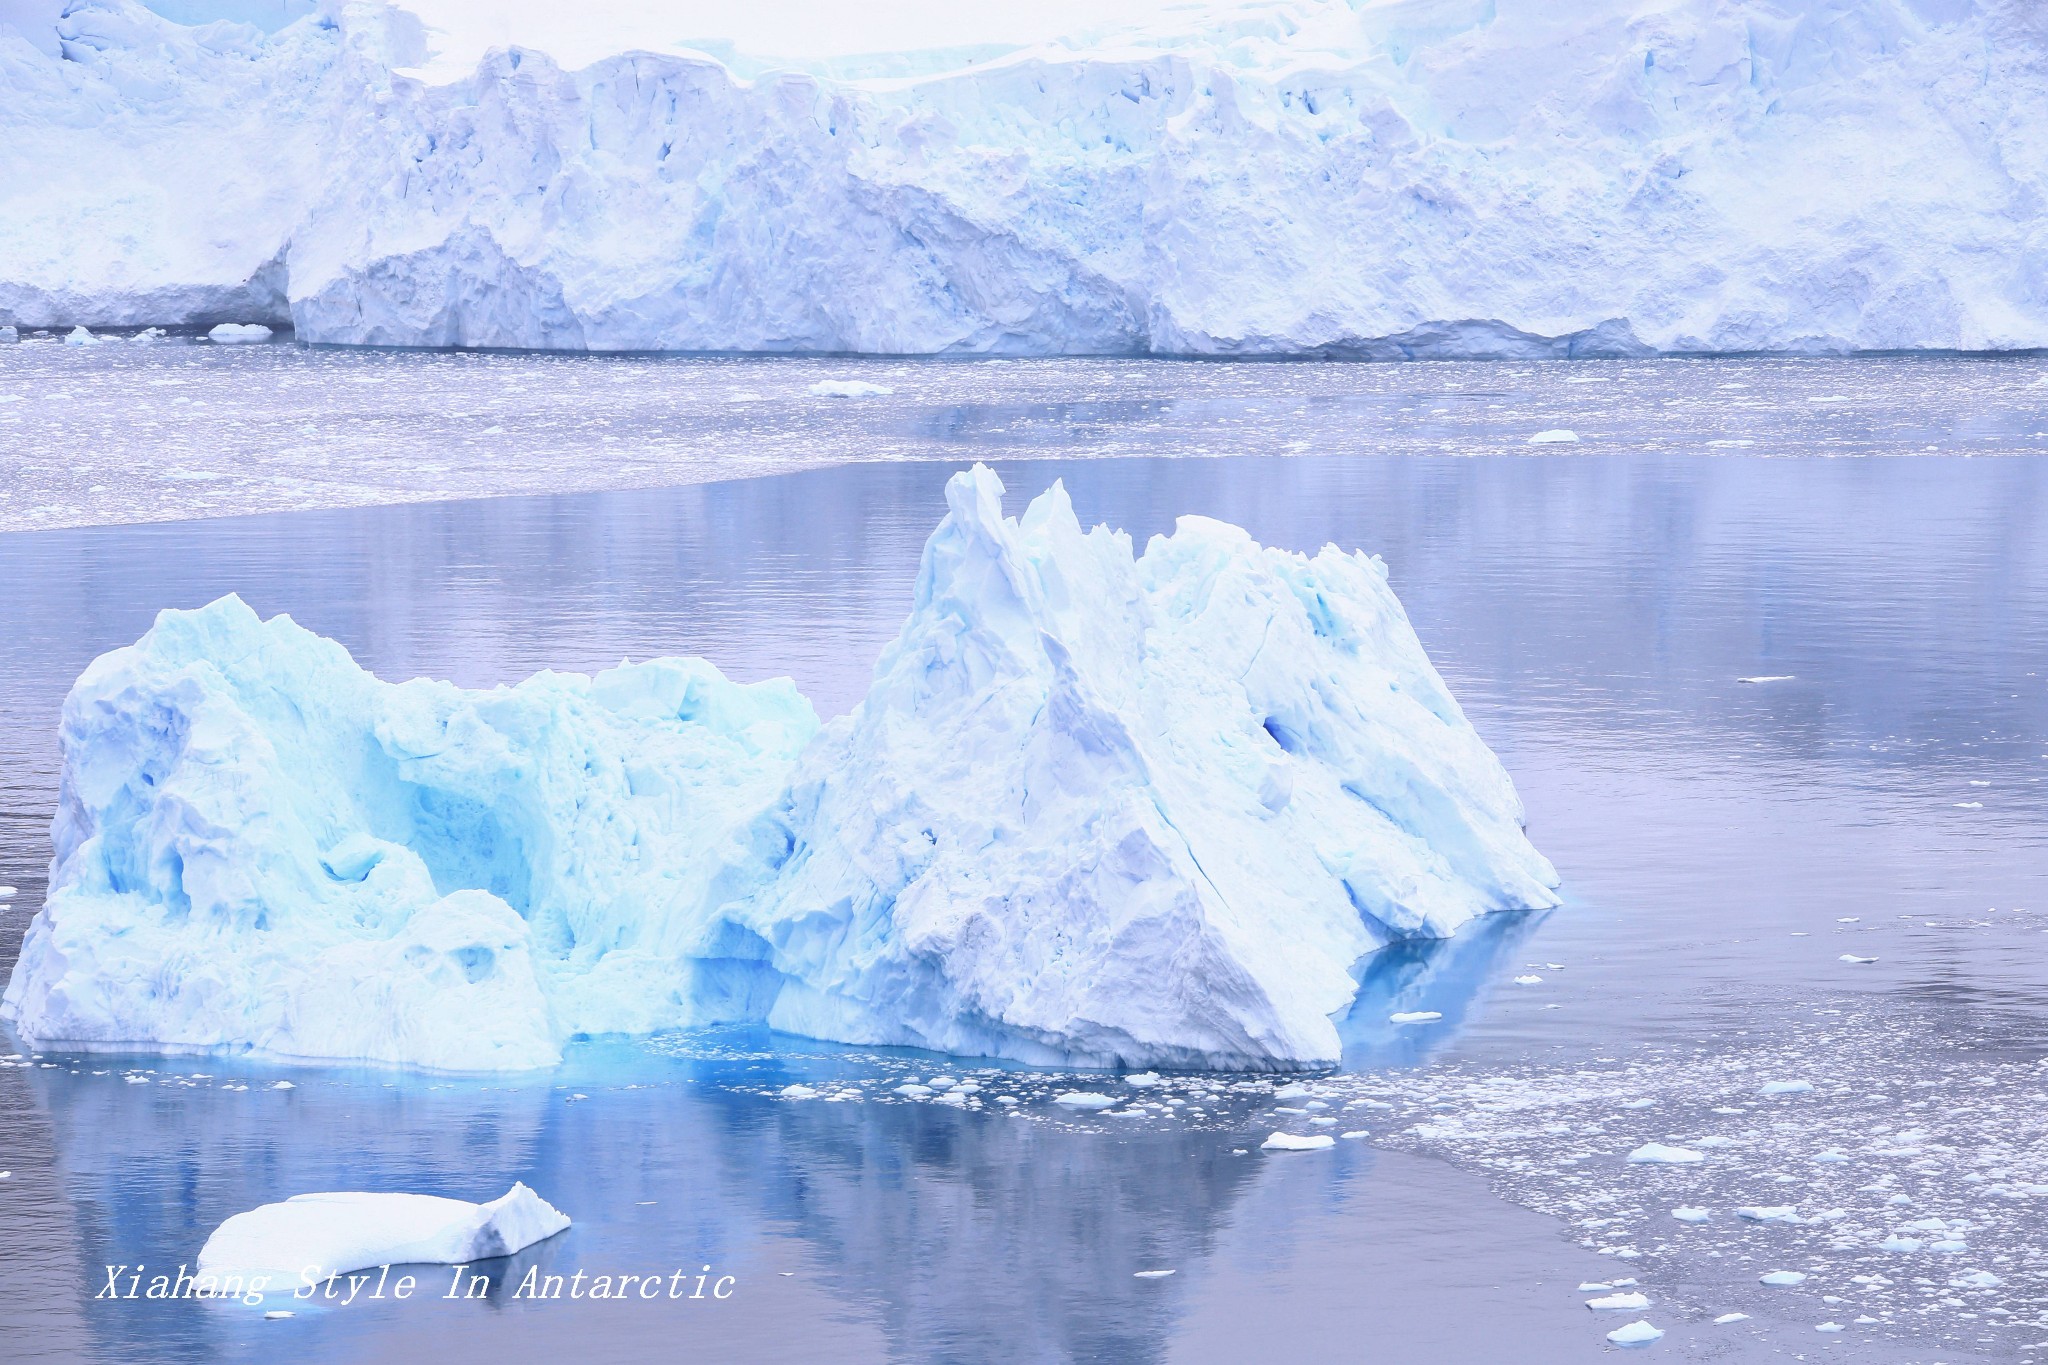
[1737,675,1795,683]
[1052,1092,1118,1110]
[1133,1269,1175,1279]
[1739,1206,1801,1225]
[1123,1072,1163,1088]
[0,326,18,344]
[1527,430,1579,444]
[1713,1313,1750,1324]
[1605,1321,1662,1346]
[1760,1080,1814,1095]
[1671,1207,1711,1222]
[1627,1143,1703,1165]
[64,326,97,345]
[1759,1270,1808,1286]
[1260,1132,1336,1151]
[198,1183,569,1283]
[808,380,893,398]
[1389,1012,1444,1025]
[1838,954,1878,964]
[208,323,274,344]
[1587,1292,1650,1311]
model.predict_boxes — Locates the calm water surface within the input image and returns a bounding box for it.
[1,410,2045,1361]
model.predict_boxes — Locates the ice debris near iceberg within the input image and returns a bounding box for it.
[1,466,1557,1071]
[198,1183,569,1283]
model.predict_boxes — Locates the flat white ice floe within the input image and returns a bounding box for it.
[1260,1132,1336,1152]
[1760,1080,1814,1096]
[1586,1292,1650,1311]
[0,466,1556,1071]
[1759,1270,1808,1286]
[1388,1012,1445,1025]
[198,1183,569,1282]
[1527,430,1579,444]
[1627,1143,1703,1165]
[207,323,273,344]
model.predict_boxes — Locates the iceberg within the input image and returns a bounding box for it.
[198,1183,570,1283]
[1,466,1557,1070]
[0,0,2042,354]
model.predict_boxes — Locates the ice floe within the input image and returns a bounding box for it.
[198,1183,569,1283]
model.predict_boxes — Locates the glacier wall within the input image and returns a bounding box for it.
[1,0,2044,355]
[1,467,1558,1070]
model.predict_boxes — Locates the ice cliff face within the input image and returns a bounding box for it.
[1,467,1557,1070]
[1,0,2043,354]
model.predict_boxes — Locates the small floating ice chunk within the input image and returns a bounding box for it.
[64,326,98,345]
[198,1183,569,1282]
[1260,1132,1335,1152]
[263,1310,293,1320]
[1713,1313,1750,1324]
[1587,1292,1650,1311]
[1628,1143,1703,1165]
[272,1081,295,1091]
[1133,1269,1175,1279]
[1388,1011,1442,1024]
[1672,1207,1711,1222]
[1759,1270,1808,1286]
[1838,954,1878,964]
[1052,1092,1117,1110]
[1760,1079,1813,1095]
[0,886,17,897]
[1528,429,1579,444]
[1737,675,1795,683]
[808,379,893,397]
[1952,801,1982,809]
[1123,1072,1162,1088]
[1880,1236,1922,1252]
[208,323,274,344]
[1811,1150,1848,1163]
[895,1083,933,1097]
[1512,974,1542,985]
[1815,1322,1843,1333]
[780,1084,820,1099]
[1951,1270,2001,1288]
[1738,1206,1800,1224]
[1605,1321,1662,1346]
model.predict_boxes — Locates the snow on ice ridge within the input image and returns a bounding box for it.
[2,0,2045,354]
[0,466,1558,1070]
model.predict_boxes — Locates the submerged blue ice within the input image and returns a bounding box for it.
[1,467,1558,1070]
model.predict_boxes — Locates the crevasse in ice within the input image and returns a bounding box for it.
[1,467,1558,1069]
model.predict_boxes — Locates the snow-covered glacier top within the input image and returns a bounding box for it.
[1,466,1558,1071]
[2,0,2042,354]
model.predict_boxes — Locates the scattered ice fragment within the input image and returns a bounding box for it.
[65,326,98,345]
[1272,1083,1313,1100]
[1815,1322,1843,1333]
[995,1095,1021,1106]
[1605,1321,1662,1346]
[1836,916,1860,923]
[1838,954,1878,964]
[1811,1150,1848,1162]
[1952,1271,2001,1288]
[272,1081,295,1091]
[1737,675,1795,683]
[1513,974,1543,984]
[1528,429,1579,444]
[1627,1143,1703,1165]
[1759,1271,1808,1286]
[1929,1239,1967,1252]
[1759,1080,1813,1095]
[1880,1235,1922,1252]
[1952,801,1983,809]
[1133,1269,1175,1279]
[1587,1292,1650,1311]
[1260,1132,1335,1152]
[1692,1136,1735,1148]
[207,323,273,344]
[1738,1206,1801,1224]
[0,886,16,897]
[1618,1098,1655,1110]
[1339,1130,1368,1140]
[1388,1011,1442,1024]
[808,379,893,398]
[895,1084,933,1098]
[780,1084,820,1099]
[1052,1092,1116,1110]
[198,1184,569,1281]
[1672,1207,1711,1222]
[263,1310,293,1320]
[1123,1072,1162,1088]
[1713,1313,1750,1324]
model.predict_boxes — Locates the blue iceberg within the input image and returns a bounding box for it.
[2,467,1558,1070]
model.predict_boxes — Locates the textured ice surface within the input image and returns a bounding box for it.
[197,1183,569,1282]
[3,1,2045,354]
[0,596,818,1068]
[0,466,1555,1069]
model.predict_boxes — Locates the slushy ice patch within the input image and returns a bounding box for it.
[1,467,1557,1069]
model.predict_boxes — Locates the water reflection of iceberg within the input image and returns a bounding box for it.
[1336,908,1549,1069]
